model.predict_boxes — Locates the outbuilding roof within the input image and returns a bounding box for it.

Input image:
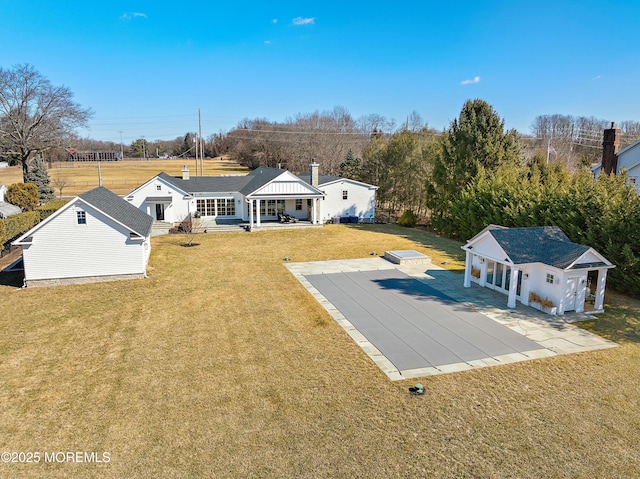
[488,226,590,269]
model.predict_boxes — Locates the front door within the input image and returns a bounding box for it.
[565,277,578,311]
[155,203,165,221]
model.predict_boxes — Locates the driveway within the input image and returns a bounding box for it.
[286,258,617,380]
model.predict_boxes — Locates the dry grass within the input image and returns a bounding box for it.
[1,225,639,478]
[0,158,248,196]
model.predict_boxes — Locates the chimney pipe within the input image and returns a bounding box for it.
[182,165,190,180]
[602,122,621,175]
[310,158,319,187]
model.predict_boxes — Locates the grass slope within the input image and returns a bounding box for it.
[1,225,639,478]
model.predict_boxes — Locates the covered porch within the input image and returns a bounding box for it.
[462,250,612,315]
[245,195,323,231]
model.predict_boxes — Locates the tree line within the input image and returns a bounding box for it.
[2,64,640,294]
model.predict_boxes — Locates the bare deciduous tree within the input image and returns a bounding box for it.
[52,176,70,198]
[0,64,92,181]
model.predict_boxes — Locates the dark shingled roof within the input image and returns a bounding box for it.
[79,187,154,237]
[156,167,323,196]
[489,226,590,269]
[239,167,288,195]
[297,172,343,185]
[156,171,252,195]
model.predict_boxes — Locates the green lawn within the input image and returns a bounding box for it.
[1,225,639,478]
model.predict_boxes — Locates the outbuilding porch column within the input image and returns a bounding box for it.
[594,269,607,311]
[463,250,472,288]
[256,199,261,227]
[507,266,519,309]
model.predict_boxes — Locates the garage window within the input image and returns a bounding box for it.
[76,211,87,225]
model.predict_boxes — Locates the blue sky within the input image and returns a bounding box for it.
[1,0,639,143]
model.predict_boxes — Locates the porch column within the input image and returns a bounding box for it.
[312,198,317,224]
[463,250,472,288]
[249,200,254,231]
[507,266,519,309]
[256,199,261,227]
[594,269,607,311]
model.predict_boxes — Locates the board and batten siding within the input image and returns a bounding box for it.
[22,203,148,281]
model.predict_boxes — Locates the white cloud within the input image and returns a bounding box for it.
[264,40,272,45]
[461,76,481,85]
[120,12,147,20]
[272,19,278,24]
[292,16,315,25]
[592,75,602,80]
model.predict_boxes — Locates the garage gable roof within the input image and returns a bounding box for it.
[79,187,154,237]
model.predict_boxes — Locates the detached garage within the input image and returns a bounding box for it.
[13,187,153,287]
[462,225,615,315]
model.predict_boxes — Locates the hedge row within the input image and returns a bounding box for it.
[1,211,40,245]
[36,200,68,221]
[0,200,67,248]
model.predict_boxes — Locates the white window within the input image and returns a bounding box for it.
[546,273,554,284]
[76,211,86,224]
[295,199,302,211]
[342,190,348,200]
[156,185,162,191]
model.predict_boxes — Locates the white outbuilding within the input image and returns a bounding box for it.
[462,225,615,315]
[13,186,153,287]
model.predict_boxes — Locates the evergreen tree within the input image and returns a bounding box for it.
[339,149,362,180]
[24,156,55,203]
[426,99,522,235]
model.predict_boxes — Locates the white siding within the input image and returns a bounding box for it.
[255,180,318,195]
[319,180,376,222]
[614,141,640,194]
[467,234,507,262]
[22,203,147,281]
[127,178,191,223]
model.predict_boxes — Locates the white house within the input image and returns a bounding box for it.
[297,167,377,223]
[462,225,615,315]
[13,186,153,287]
[592,122,640,193]
[126,161,377,231]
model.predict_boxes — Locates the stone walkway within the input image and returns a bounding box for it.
[286,257,618,380]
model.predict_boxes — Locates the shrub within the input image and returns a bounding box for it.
[1,211,40,243]
[6,183,39,211]
[0,221,6,248]
[36,199,67,221]
[397,209,418,228]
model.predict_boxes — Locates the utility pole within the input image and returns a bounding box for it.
[119,131,124,160]
[194,134,198,176]
[198,108,203,175]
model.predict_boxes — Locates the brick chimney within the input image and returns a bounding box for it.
[310,158,319,187]
[602,122,621,175]
[182,165,190,180]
